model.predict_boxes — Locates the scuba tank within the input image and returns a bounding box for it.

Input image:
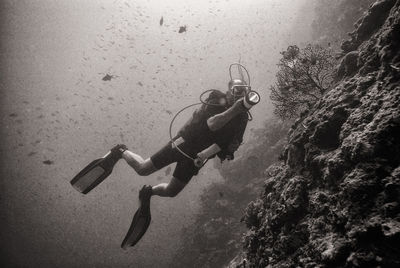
[70,151,119,194]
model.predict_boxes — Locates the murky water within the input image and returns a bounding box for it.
[0,0,314,266]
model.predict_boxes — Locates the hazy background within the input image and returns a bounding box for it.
[0,0,314,266]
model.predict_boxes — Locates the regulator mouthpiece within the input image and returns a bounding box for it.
[243,91,260,109]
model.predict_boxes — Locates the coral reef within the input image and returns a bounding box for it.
[232,0,400,267]
[311,0,376,48]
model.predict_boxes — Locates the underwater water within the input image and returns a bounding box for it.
[0,0,314,266]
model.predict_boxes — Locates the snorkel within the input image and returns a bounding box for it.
[169,63,260,166]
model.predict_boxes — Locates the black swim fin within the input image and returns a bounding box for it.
[121,187,152,249]
[70,151,119,194]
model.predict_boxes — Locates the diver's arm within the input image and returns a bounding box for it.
[197,144,221,160]
[194,143,221,167]
[207,98,247,131]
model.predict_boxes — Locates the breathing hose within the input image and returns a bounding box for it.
[168,102,201,161]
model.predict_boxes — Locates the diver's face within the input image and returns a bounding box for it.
[226,90,235,106]
[226,86,246,106]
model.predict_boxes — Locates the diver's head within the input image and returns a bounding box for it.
[226,79,248,105]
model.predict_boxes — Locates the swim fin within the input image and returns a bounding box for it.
[121,186,152,249]
[70,151,119,194]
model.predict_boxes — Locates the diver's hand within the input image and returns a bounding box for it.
[194,153,207,168]
[231,97,248,112]
[194,158,204,168]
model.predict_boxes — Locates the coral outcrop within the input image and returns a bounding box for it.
[232,0,400,267]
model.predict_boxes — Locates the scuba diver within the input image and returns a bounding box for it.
[114,78,253,198]
[71,63,260,248]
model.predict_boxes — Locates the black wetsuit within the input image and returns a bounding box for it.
[150,90,248,183]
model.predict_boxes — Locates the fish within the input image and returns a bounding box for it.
[102,74,115,81]
[160,16,163,26]
[178,25,187,33]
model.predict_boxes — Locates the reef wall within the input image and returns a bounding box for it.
[231,0,400,267]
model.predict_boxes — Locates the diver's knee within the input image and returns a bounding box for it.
[169,189,180,197]
[165,177,186,197]
[137,159,157,176]
[167,186,182,197]
[137,166,150,176]
[167,190,179,197]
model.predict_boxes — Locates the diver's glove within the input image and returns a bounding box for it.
[194,144,222,167]
[231,98,248,113]
[110,144,128,160]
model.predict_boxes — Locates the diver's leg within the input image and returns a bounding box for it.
[151,160,197,197]
[122,150,158,176]
[151,177,187,197]
[126,139,181,177]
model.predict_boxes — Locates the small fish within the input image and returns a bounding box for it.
[28,152,37,157]
[160,16,163,26]
[43,160,54,165]
[138,81,143,87]
[102,74,114,81]
[178,25,187,33]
